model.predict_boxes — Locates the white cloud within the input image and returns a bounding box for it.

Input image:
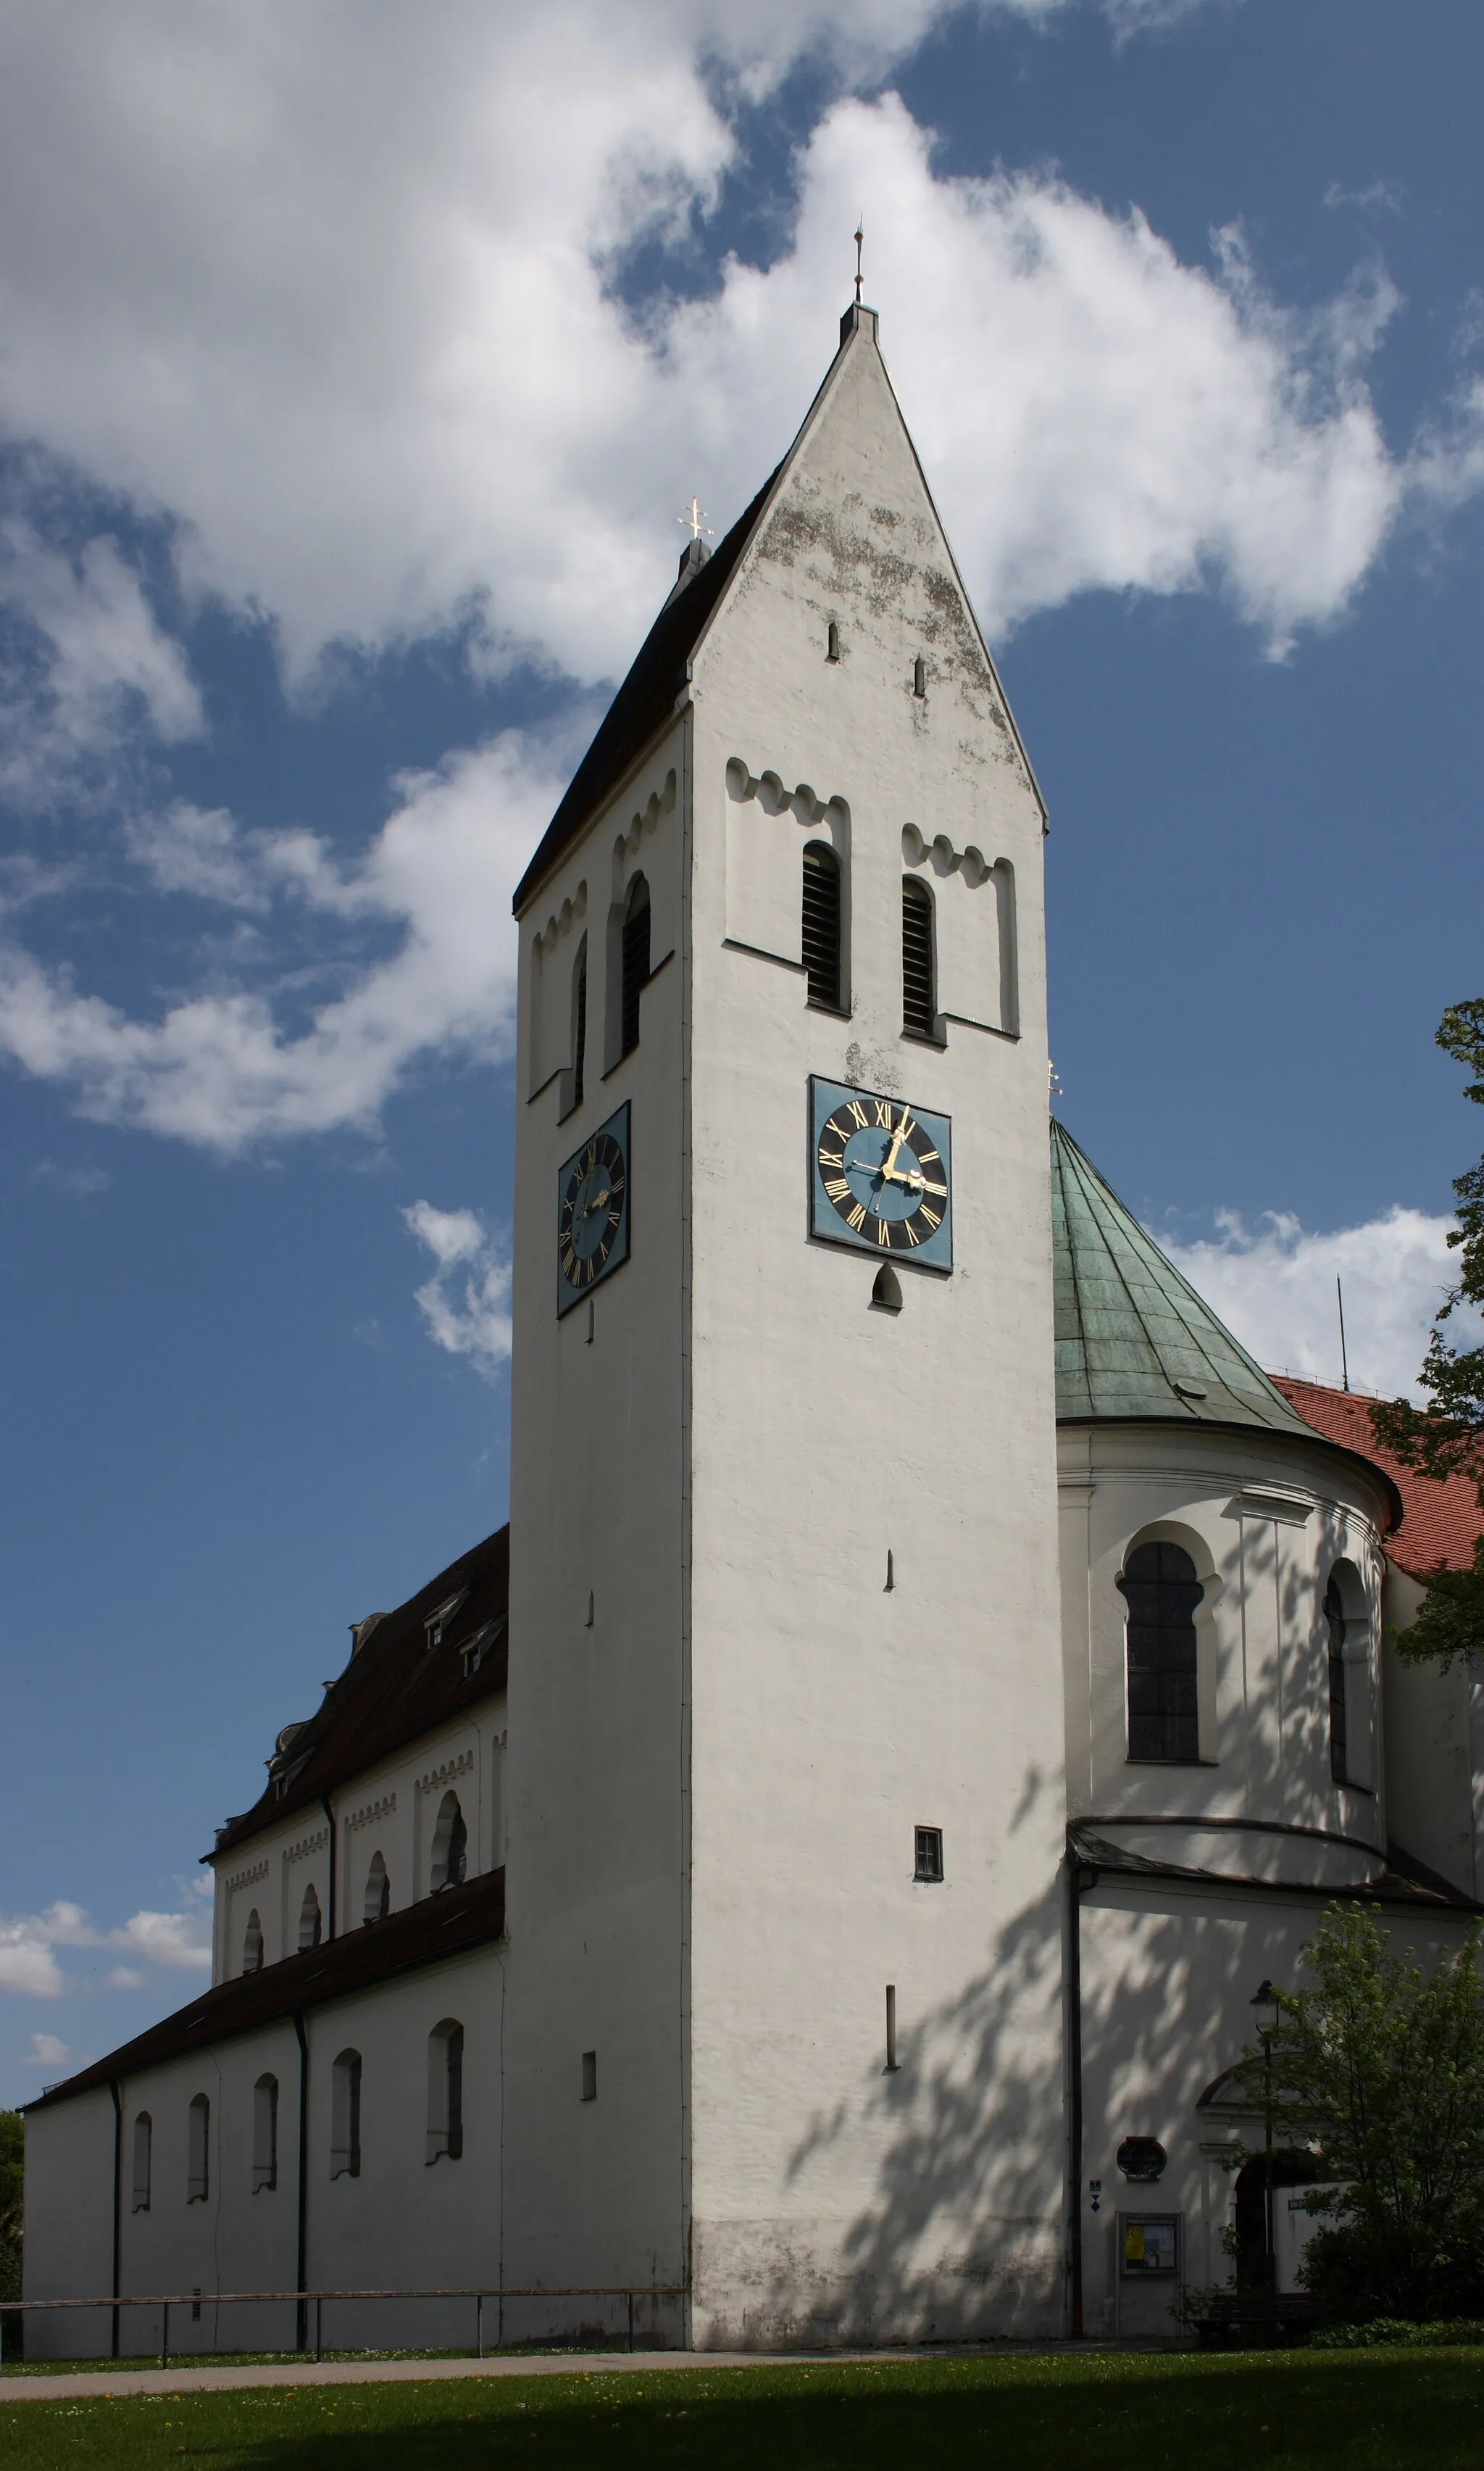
[0,520,201,807]
[26,2032,70,2069]
[1158,1205,1481,1403]
[0,730,563,1150]
[0,9,1463,694]
[111,1909,211,1972]
[108,1967,145,1990]
[404,1200,513,1378]
[0,1888,212,1996]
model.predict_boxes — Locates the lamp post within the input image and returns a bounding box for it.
[1251,1978,1280,2292]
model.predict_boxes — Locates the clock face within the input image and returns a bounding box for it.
[556,1102,630,1314]
[809,1077,953,1266]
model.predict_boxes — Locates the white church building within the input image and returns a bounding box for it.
[23,303,1484,2356]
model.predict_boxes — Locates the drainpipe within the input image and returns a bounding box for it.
[1066,1854,1088,2339]
[320,1794,337,1941]
[293,2010,309,2351]
[109,2080,122,2361]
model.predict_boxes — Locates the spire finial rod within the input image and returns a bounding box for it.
[854,218,864,307]
[677,496,714,544]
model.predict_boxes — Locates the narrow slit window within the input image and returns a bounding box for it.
[330,2049,362,2179]
[913,655,926,697]
[131,2111,152,2213]
[914,1827,944,1882]
[801,841,842,1010]
[581,2049,598,2102]
[252,2074,278,2194]
[885,1985,899,2072]
[1325,1574,1349,1784]
[427,2019,464,2164]
[620,876,650,1058]
[297,1882,322,1951]
[241,1908,264,1974]
[1119,1541,1203,1764]
[902,877,935,1038]
[827,620,840,663]
[187,2092,209,2203]
[363,1851,390,1927]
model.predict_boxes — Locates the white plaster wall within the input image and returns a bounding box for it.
[504,725,690,2325]
[1382,1564,1483,1897]
[682,315,1066,2343]
[1075,1882,1478,2336]
[209,1703,506,1981]
[1058,1422,1391,1851]
[24,1947,505,2361]
[22,2089,117,2358]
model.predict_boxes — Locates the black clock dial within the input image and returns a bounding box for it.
[558,1131,626,1290]
[815,1092,949,1254]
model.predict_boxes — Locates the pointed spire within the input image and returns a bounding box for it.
[1051,1121,1313,1433]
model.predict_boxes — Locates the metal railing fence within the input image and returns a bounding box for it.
[1,2281,686,2372]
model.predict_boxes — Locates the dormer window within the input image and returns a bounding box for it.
[461,1617,506,1679]
[424,1589,468,1651]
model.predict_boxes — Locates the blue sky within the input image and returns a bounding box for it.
[2,0,1482,2099]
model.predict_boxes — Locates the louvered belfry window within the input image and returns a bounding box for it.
[801,842,842,1010]
[901,876,935,1038]
[620,876,650,1058]
[1119,1541,1203,1763]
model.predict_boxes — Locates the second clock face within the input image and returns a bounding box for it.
[556,1102,630,1314]
[809,1077,953,1266]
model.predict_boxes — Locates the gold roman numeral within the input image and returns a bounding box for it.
[846,1099,868,1129]
[877,1217,891,1245]
[919,1147,940,1164]
[873,1097,893,1129]
[847,1203,867,1231]
[818,1148,844,1171]
[824,1177,851,1202]
[920,1205,941,1231]
[904,1221,921,1245]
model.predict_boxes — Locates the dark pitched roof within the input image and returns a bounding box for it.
[510,470,780,918]
[1067,1822,1477,1911]
[1272,1376,1483,1582]
[211,1527,509,1860]
[25,1867,507,2112]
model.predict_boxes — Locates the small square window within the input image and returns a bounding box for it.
[580,2050,597,2103]
[914,1827,944,1883]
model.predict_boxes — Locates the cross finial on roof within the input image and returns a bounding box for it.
[678,497,714,543]
[854,219,864,306]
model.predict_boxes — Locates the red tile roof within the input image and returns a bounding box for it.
[1271,1377,1482,1581]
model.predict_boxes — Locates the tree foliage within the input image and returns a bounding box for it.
[1371,1000,1484,1668]
[0,2109,20,2306]
[1235,1903,1484,2317]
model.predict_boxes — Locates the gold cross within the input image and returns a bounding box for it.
[854,220,864,306]
[677,497,714,542]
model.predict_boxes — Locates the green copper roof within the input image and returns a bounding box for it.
[1051,1120,1314,1434]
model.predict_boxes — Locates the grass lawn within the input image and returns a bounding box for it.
[5,2347,1484,2469]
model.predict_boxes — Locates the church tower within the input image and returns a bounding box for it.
[505,305,1068,2343]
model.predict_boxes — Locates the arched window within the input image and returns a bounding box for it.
[1119,1541,1204,1764]
[252,2074,278,2194]
[330,2049,362,2180]
[297,1883,322,1951]
[1324,1573,1348,1782]
[801,842,842,1011]
[363,1851,390,1927]
[187,2092,210,2203]
[241,1909,264,1974]
[430,1791,467,1892]
[570,936,588,1111]
[871,1263,903,1314]
[427,2019,464,2164]
[1324,1562,1370,1787]
[902,876,935,1039]
[131,2111,152,2213]
[620,874,650,1058]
